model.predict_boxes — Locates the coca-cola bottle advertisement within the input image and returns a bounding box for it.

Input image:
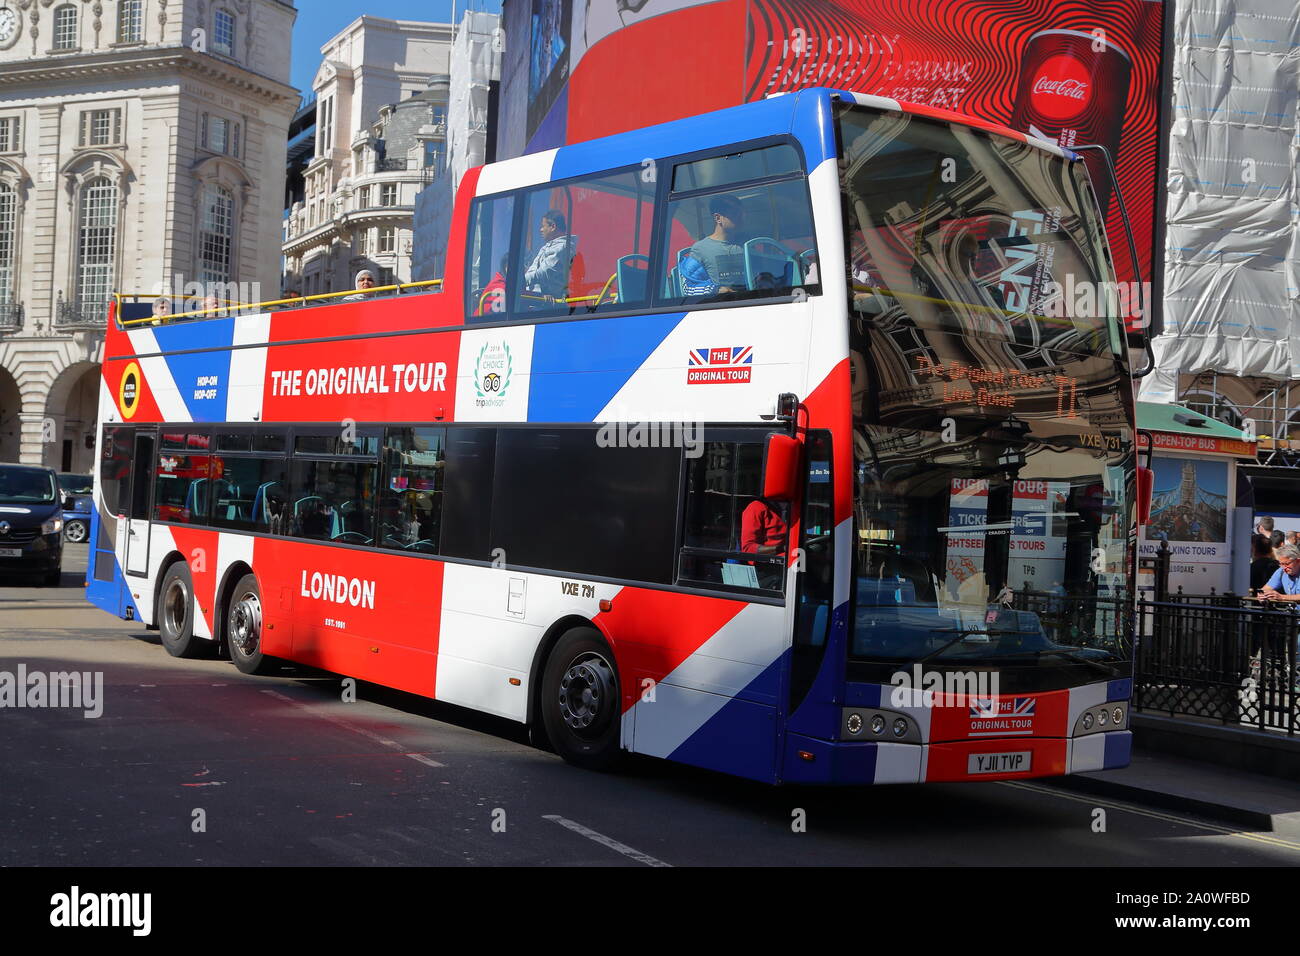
[1010,29,1132,217]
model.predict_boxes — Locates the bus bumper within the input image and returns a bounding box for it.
[781,729,1131,785]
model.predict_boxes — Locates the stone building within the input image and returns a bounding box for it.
[0,0,297,470]
[281,16,452,298]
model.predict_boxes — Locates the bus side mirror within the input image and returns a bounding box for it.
[1136,466,1153,526]
[763,433,801,502]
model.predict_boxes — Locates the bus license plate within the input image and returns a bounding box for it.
[0,548,20,558]
[968,751,1031,774]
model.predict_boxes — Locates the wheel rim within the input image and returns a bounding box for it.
[557,651,615,737]
[65,522,86,542]
[229,590,262,658]
[163,576,189,636]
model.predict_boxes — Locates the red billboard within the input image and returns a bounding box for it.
[505,0,1167,328]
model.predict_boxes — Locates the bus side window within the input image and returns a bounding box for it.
[514,168,654,316]
[379,426,446,554]
[466,195,516,321]
[661,144,818,306]
[678,435,788,593]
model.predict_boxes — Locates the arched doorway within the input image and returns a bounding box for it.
[44,361,100,475]
[0,364,19,463]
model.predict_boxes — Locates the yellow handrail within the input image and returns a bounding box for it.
[115,280,444,327]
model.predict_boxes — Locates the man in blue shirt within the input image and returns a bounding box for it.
[1260,545,1300,602]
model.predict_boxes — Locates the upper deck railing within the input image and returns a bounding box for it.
[113,281,443,329]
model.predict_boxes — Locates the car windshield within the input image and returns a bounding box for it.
[0,466,57,503]
[58,473,93,494]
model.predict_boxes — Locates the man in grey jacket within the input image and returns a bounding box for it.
[523,209,577,301]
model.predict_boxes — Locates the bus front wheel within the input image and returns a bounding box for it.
[227,573,271,675]
[540,628,622,771]
[158,562,209,658]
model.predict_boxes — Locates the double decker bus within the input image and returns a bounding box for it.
[87,88,1137,784]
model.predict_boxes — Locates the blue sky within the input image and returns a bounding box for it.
[290,0,503,95]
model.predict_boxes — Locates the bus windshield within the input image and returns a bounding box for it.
[838,104,1121,360]
[838,105,1133,683]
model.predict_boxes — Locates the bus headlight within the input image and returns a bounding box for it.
[892,718,908,738]
[870,715,886,735]
[1082,712,1094,730]
[847,713,863,736]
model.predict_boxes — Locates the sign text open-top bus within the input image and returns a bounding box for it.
[87,89,1136,784]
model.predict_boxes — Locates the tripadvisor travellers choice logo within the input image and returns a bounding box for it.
[474,339,513,408]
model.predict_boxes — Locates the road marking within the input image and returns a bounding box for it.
[1000,780,1300,851]
[543,814,672,867]
[259,689,446,768]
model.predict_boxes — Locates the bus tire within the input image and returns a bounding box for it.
[227,573,271,675]
[540,628,622,771]
[158,562,207,658]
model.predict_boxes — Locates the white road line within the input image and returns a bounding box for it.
[259,689,446,768]
[543,814,672,867]
[1000,780,1300,852]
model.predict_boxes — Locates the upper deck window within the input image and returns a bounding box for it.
[661,144,818,307]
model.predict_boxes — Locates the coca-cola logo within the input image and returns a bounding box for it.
[1029,54,1092,122]
[1033,76,1088,100]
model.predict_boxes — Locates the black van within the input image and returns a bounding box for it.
[0,463,65,586]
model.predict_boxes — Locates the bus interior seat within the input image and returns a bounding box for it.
[616,254,649,303]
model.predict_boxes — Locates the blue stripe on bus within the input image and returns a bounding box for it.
[528,311,684,421]
[667,655,786,783]
[154,318,235,422]
[1103,731,1132,769]
[789,89,840,168]
[1107,677,1132,701]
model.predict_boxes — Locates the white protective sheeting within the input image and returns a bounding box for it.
[1139,0,1300,403]
[411,11,503,281]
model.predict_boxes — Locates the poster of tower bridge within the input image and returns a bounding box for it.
[1147,459,1228,543]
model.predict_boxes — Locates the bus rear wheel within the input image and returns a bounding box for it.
[540,628,622,771]
[158,562,209,658]
[227,573,271,675]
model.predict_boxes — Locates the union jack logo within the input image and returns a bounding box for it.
[969,696,1036,719]
[689,346,753,367]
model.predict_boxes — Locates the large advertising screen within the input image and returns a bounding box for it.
[502,0,1166,330]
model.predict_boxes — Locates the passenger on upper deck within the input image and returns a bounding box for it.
[687,194,747,296]
[475,256,509,316]
[523,209,577,302]
[343,270,377,301]
[150,296,172,325]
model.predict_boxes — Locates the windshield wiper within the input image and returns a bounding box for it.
[1002,648,1118,677]
[918,628,1025,665]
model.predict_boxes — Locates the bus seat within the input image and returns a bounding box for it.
[251,481,284,526]
[182,478,208,522]
[616,254,649,303]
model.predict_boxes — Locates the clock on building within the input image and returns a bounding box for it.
[0,4,20,50]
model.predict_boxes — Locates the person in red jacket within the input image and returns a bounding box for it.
[741,497,788,555]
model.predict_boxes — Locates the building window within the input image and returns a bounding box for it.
[53,5,78,49]
[356,230,369,256]
[213,9,235,56]
[377,267,394,286]
[379,183,397,207]
[0,117,19,153]
[117,0,143,43]
[318,97,334,158]
[0,183,15,304]
[80,109,123,147]
[431,105,447,127]
[209,117,228,154]
[378,227,395,254]
[232,123,240,159]
[198,184,234,285]
[423,141,444,172]
[76,177,118,314]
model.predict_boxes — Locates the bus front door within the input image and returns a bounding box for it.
[123,431,155,576]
